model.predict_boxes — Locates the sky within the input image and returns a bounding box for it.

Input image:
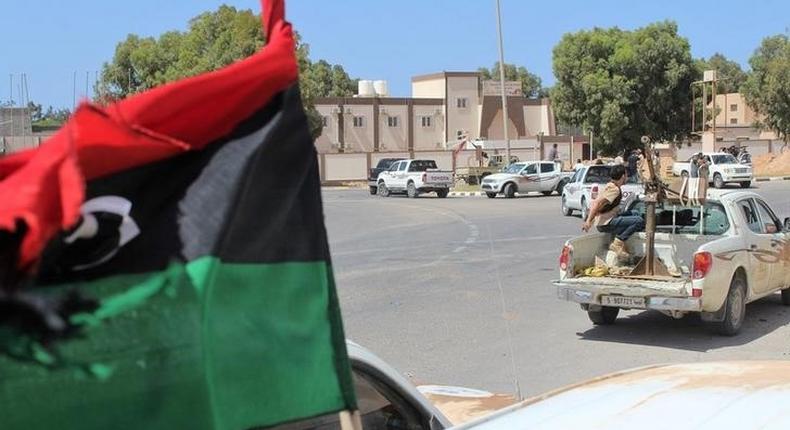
[1,0,787,110]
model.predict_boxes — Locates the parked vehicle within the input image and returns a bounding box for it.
[672,152,753,188]
[561,164,644,220]
[480,161,573,199]
[554,190,790,335]
[455,154,520,185]
[457,361,790,430]
[377,159,454,198]
[368,158,406,195]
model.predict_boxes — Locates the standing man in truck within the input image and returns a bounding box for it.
[581,165,645,259]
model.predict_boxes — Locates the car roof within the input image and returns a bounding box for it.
[457,361,790,430]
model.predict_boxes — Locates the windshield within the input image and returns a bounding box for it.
[504,163,526,174]
[628,201,730,235]
[711,154,738,164]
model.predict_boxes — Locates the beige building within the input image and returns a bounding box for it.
[709,92,778,140]
[314,71,556,154]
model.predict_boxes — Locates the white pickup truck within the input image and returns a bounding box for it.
[377,159,454,198]
[561,164,644,220]
[672,152,753,188]
[480,161,573,199]
[554,190,790,335]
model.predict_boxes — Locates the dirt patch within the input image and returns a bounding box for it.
[753,151,790,177]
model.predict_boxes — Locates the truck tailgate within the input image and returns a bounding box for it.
[556,276,689,296]
[554,276,700,311]
[424,171,453,185]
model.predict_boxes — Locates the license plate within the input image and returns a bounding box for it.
[601,296,645,308]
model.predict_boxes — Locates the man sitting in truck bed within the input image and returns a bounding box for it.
[581,164,645,259]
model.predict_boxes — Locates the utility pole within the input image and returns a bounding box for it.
[73,71,77,110]
[494,0,510,163]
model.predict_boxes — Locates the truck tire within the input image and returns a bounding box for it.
[378,182,390,197]
[588,306,619,325]
[740,181,751,188]
[486,192,497,199]
[541,190,553,196]
[713,275,747,336]
[713,173,725,189]
[369,185,377,195]
[561,195,573,216]
[436,189,449,198]
[781,288,790,306]
[504,183,516,199]
[407,181,418,198]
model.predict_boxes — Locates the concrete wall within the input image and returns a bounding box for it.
[446,76,480,141]
[485,110,519,140]
[342,104,375,152]
[412,78,446,99]
[379,104,409,152]
[315,104,339,153]
[413,104,445,150]
[1,135,43,154]
[322,153,369,181]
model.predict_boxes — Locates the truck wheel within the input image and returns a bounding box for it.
[713,173,725,189]
[407,181,418,198]
[504,183,516,198]
[378,182,390,197]
[580,198,589,221]
[541,190,553,196]
[486,192,497,199]
[781,288,790,306]
[740,181,751,188]
[436,189,449,198]
[588,306,619,325]
[369,186,378,195]
[713,275,746,336]
[561,195,573,216]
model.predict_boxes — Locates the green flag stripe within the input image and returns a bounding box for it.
[1,258,350,430]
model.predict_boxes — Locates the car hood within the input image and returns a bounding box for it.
[458,361,790,430]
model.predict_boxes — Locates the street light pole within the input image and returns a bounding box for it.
[495,0,510,163]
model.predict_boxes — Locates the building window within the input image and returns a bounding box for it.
[420,116,432,127]
[387,116,399,127]
[730,118,738,124]
[456,97,468,108]
[353,116,364,127]
[321,115,329,127]
[730,104,738,112]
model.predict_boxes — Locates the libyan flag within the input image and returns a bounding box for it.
[0,1,356,429]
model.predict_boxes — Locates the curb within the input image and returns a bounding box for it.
[754,176,790,182]
[448,191,486,197]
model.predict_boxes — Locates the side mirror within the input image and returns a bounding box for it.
[784,217,790,232]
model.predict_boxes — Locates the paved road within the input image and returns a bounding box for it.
[323,181,790,399]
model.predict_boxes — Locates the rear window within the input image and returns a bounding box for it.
[584,166,611,183]
[408,160,437,172]
[628,201,730,235]
[376,158,401,169]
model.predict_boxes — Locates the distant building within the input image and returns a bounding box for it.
[0,107,32,136]
[314,71,556,153]
[709,92,778,141]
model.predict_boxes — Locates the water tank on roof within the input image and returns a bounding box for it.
[373,80,389,97]
[358,80,375,97]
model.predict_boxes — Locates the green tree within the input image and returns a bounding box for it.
[478,62,543,98]
[96,5,356,139]
[743,34,790,143]
[551,21,696,155]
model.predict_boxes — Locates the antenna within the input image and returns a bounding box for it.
[72,71,77,109]
[8,74,12,105]
[85,71,89,101]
